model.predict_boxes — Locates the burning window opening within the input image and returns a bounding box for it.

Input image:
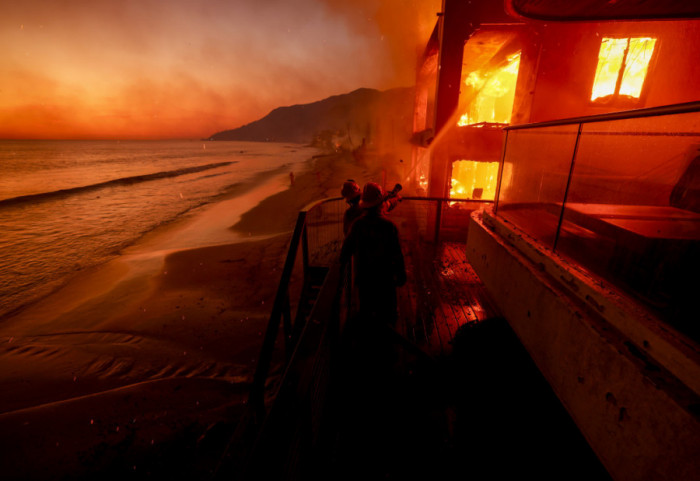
[591,37,656,102]
[457,52,521,127]
[449,160,499,204]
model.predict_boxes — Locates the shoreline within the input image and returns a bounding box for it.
[0,157,300,323]
[0,148,383,479]
[0,141,315,322]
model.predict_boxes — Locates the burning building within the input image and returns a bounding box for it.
[226,2,699,479]
[409,1,700,480]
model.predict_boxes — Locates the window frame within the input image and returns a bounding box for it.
[589,35,659,108]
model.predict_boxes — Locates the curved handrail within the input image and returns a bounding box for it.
[300,195,343,212]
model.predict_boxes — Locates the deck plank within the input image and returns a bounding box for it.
[391,202,498,356]
[434,243,477,336]
[394,239,500,357]
[435,243,473,329]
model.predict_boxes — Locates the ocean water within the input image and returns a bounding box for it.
[0,140,317,319]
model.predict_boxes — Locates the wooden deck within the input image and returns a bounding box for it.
[397,240,499,357]
[217,201,612,480]
[326,240,611,481]
[227,236,611,481]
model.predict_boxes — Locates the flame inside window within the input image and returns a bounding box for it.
[591,37,656,102]
[449,160,499,201]
[458,52,521,126]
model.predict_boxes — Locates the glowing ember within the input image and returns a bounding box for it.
[458,52,521,126]
[449,160,499,201]
[591,37,656,101]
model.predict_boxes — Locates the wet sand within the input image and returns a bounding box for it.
[0,149,381,480]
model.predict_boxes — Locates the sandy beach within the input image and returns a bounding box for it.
[0,149,384,480]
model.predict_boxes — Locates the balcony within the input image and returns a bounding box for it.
[495,101,700,343]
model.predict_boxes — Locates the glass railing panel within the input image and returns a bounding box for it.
[496,124,580,248]
[556,111,700,341]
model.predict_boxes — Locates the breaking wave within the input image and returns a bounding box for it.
[0,161,236,208]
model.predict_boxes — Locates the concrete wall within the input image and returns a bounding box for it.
[466,208,700,481]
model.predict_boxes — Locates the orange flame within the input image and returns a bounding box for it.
[591,37,656,102]
[619,37,656,98]
[449,160,499,201]
[458,52,521,126]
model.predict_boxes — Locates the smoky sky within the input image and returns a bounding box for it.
[1,0,440,139]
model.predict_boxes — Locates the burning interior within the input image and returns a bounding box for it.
[446,28,523,203]
[449,160,499,200]
[457,51,521,126]
[591,36,657,104]
[457,28,522,127]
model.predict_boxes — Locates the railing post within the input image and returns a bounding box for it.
[302,222,310,284]
[290,223,311,341]
[249,210,307,421]
[494,129,509,216]
[283,292,293,360]
[434,199,443,246]
[345,261,353,317]
[553,122,583,252]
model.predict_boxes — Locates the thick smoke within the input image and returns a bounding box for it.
[320,0,442,86]
[310,1,442,189]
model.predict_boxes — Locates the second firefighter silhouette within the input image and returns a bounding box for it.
[341,182,407,325]
[341,179,363,236]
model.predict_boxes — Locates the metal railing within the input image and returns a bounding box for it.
[215,196,346,479]
[217,195,491,479]
[249,195,491,416]
[248,197,345,420]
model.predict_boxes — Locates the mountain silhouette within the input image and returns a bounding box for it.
[207,87,414,146]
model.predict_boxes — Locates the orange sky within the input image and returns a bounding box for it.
[1,0,440,140]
